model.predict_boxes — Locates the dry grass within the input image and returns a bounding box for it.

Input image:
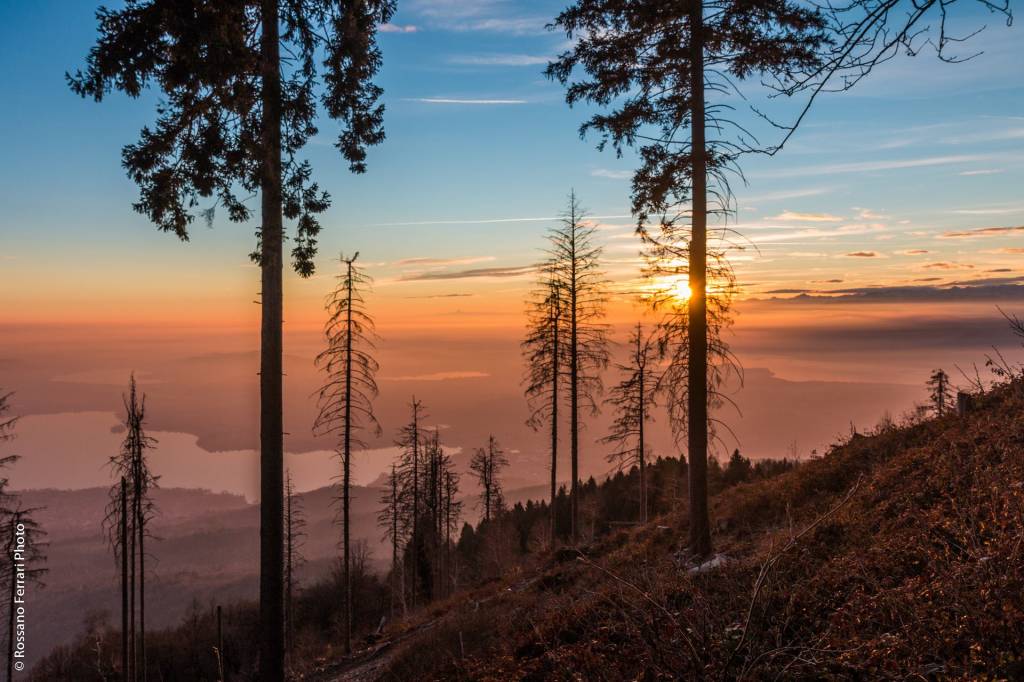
[379,380,1024,680]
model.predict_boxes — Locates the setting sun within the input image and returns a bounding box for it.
[672,280,692,301]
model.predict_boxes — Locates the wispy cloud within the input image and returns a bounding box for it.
[959,169,1003,176]
[394,256,495,267]
[767,211,843,222]
[985,247,1024,255]
[769,153,995,178]
[399,265,536,281]
[408,97,527,105]
[923,262,975,270]
[938,225,1024,239]
[449,54,550,66]
[591,168,632,180]
[952,206,1024,216]
[403,292,475,299]
[380,23,419,33]
[901,249,930,255]
[844,251,880,258]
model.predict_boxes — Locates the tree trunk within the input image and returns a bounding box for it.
[550,300,559,546]
[569,201,579,543]
[343,260,354,656]
[687,0,712,559]
[129,474,136,682]
[120,478,129,682]
[137,487,146,682]
[638,347,647,525]
[258,0,285,677]
[410,407,419,609]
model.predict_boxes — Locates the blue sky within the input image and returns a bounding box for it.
[1,0,1022,322]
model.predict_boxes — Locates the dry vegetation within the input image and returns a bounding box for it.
[366,380,1024,680]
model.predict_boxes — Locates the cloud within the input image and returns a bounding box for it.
[403,293,475,299]
[844,251,880,258]
[408,97,527,105]
[767,211,843,222]
[768,153,996,178]
[811,278,844,284]
[959,169,1003,176]
[952,207,1024,216]
[383,371,490,381]
[399,265,536,281]
[591,168,633,180]
[856,208,889,220]
[380,23,418,33]
[787,252,829,258]
[757,283,1024,304]
[986,247,1024,255]
[449,54,550,66]
[923,262,975,270]
[901,249,930,255]
[394,256,495,267]
[938,225,1024,239]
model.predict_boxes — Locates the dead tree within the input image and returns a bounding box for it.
[523,272,564,545]
[470,436,509,523]
[395,398,426,608]
[283,470,306,661]
[441,465,463,597]
[927,369,953,416]
[105,375,158,681]
[314,252,380,655]
[541,192,609,541]
[601,324,660,524]
[377,463,407,618]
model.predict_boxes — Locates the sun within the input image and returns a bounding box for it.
[671,279,691,302]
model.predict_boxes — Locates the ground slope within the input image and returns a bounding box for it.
[325,380,1024,680]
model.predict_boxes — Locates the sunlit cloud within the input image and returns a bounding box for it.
[901,249,930,255]
[399,265,536,281]
[844,251,880,258]
[393,256,496,267]
[938,225,1024,239]
[952,206,1024,216]
[923,262,975,270]
[767,211,843,222]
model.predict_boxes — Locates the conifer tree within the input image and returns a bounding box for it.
[548,0,1008,560]
[283,470,306,661]
[470,436,509,523]
[601,324,659,524]
[523,272,564,544]
[314,252,380,655]
[395,398,426,607]
[377,463,407,617]
[71,5,396,673]
[927,369,953,417]
[540,192,609,541]
[105,375,158,681]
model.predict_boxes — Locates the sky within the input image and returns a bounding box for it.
[1,0,1022,497]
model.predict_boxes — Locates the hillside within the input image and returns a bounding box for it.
[320,381,1024,680]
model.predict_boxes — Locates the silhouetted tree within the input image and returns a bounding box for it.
[441,464,463,597]
[395,398,426,607]
[470,436,509,523]
[541,192,609,540]
[548,0,829,558]
[377,463,406,618]
[283,470,305,662]
[601,324,659,524]
[105,375,158,681]
[314,252,380,655]
[927,369,953,417]
[70,3,396,674]
[523,270,564,545]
